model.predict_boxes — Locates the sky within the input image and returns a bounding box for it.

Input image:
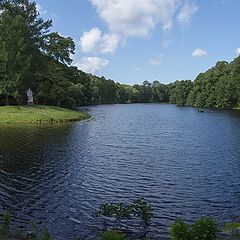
[35,0,240,85]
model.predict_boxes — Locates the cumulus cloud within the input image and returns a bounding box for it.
[89,0,198,38]
[84,0,198,58]
[36,3,47,16]
[236,48,240,55]
[77,0,198,71]
[192,48,208,57]
[177,2,198,26]
[75,57,109,73]
[89,0,182,38]
[80,27,119,54]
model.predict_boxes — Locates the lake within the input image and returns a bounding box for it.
[1,104,240,239]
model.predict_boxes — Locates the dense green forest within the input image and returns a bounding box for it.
[0,0,240,109]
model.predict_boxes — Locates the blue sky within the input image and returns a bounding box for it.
[35,0,240,85]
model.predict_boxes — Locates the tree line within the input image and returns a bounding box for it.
[0,0,240,109]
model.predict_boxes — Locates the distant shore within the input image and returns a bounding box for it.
[0,105,89,124]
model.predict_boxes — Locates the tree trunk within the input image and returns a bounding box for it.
[57,99,61,107]
[5,95,9,106]
[16,96,23,105]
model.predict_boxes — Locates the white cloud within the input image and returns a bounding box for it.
[80,27,119,54]
[89,0,182,38]
[75,57,109,73]
[177,2,198,26]
[236,48,240,55]
[149,54,163,65]
[80,28,101,53]
[192,48,208,57]
[89,0,198,38]
[86,0,198,57]
[149,58,162,65]
[134,67,140,72]
[36,3,47,16]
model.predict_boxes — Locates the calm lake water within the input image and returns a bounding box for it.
[1,104,240,239]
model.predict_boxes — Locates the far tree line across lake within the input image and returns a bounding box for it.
[1,0,240,110]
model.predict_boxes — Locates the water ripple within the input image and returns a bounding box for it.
[1,104,240,239]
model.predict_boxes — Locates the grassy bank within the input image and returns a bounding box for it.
[0,105,89,124]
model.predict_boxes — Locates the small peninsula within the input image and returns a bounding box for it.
[0,105,89,124]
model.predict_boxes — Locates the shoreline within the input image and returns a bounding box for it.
[0,105,90,124]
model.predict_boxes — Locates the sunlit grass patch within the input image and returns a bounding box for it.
[0,105,89,124]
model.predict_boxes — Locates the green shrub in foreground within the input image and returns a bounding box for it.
[100,229,128,240]
[224,222,240,239]
[191,217,219,240]
[170,219,191,240]
[171,217,219,240]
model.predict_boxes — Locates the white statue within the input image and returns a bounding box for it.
[26,88,34,105]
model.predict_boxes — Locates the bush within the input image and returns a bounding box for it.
[171,217,219,240]
[224,222,240,239]
[191,217,219,240]
[170,219,191,240]
[98,197,153,234]
[132,197,153,229]
[100,229,128,240]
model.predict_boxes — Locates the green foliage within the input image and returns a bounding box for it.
[170,219,191,240]
[169,80,193,106]
[43,228,52,240]
[171,217,219,240]
[224,222,240,239]
[1,208,240,240]
[98,203,133,220]
[98,197,153,237]
[98,197,153,225]
[132,197,154,228]
[31,221,39,240]
[100,230,128,240]
[45,32,75,65]
[1,0,240,110]
[191,217,219,240]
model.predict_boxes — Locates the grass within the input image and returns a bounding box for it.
[0,105,89,124]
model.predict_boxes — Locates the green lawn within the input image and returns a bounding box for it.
[0,105,89,124]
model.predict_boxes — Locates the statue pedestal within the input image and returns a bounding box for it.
[27,101,34,106]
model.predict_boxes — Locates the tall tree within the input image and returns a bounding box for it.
[0,0,52,104]
[44,32,75,65]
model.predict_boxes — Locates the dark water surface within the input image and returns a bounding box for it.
[1,104,240,239]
